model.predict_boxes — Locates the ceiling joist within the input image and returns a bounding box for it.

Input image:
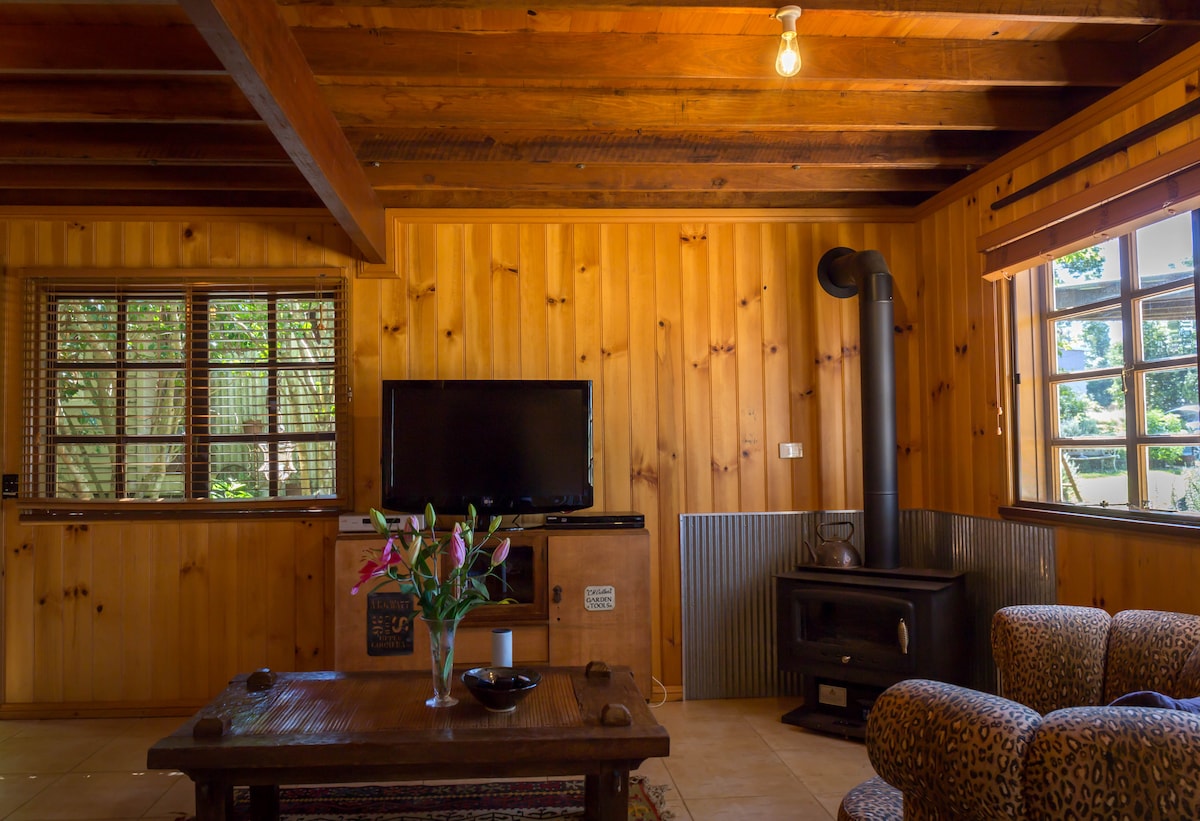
[179,0,387,263]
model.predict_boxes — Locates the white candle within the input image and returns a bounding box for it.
[492,627,513,668]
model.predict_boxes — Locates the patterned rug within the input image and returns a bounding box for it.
[231,776,674,821]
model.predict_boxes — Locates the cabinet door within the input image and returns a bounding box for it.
[547,530,651,695]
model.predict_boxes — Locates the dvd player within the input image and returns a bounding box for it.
[544,511,645,529]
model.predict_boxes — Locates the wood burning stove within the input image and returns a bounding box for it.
[776,565,968,738]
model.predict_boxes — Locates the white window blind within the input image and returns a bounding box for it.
[22,274,348,511]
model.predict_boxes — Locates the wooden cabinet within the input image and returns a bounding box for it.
[547,531,652,695]
[332,527,652,695]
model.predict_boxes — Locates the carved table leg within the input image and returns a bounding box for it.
[584,765,630,821]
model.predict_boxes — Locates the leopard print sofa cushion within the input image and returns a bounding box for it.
[837,775,901,821]
[865,678,1041,820]
[991,604,1110,714]
[1104,609,1200,704]
[1025,705,1200,821]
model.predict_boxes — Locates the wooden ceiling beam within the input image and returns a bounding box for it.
[0,190,324,209]
[296,30,1135,87]
[366,161,962,192]
[0,164,309,190]
[373,189,932,209]
[0,76,259,122]
[178,0,387,263]
[275,0,1200,25]
[331,85,1101,131]
[0,24,222,74]
[348,128,1025,168]
[0,123,289,163]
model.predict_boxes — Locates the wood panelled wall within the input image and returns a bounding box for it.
[913,45,1200,615]
[0,218,352,713]
[0,211,918,710]
[350,215,920,694]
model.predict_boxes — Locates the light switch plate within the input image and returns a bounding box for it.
[778,442,804,459]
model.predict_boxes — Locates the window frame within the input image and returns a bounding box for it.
[1008,211,1200,527]
[19,269,350,520]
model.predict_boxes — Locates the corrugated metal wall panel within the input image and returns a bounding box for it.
[681,509,1055,699]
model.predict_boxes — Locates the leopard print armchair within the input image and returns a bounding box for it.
[839,606,1200,821]
[992,605,1200,714]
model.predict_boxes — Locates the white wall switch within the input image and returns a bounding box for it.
[778,442,804,459]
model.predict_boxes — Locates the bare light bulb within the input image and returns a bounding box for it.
[774,6,802,77]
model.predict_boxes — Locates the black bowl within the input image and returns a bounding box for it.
[461,667,541,713]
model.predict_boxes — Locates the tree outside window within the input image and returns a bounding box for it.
[1015,210,1200,519]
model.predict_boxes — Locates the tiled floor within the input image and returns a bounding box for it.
[0,697,875,820]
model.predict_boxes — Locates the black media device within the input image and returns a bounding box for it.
[543,511,645,529]
[381,379,594,517]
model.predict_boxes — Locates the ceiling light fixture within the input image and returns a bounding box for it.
[773,6,802,77]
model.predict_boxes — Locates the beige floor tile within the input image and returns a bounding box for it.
[0,736,110,774]
[4,720,135,740]
[0,773,64,817]
[141,771,194,818]
[74,734,171,773]
[5,770,178,821]
[685,792,834,821]
[665,747,803,801]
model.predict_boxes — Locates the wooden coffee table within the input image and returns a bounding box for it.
[147,665,669,821]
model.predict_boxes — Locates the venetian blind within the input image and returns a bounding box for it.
[21,273,348,512]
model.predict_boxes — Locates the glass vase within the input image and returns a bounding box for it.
[420,615,461,708]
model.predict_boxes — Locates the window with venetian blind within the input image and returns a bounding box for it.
[21,273,348,513]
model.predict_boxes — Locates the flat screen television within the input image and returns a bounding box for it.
[381,379,594,517]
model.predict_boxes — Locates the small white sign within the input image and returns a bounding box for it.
[584,585,616,611]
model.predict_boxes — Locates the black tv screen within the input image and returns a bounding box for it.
[381,379,594,516]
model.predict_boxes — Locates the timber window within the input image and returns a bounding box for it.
[1011,210,1200,521]
[22,275,348,513]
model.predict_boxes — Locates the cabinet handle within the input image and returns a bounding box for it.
[552,585,563,603]
[898,618,909,655]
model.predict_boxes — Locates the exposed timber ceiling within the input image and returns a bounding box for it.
[2,1,1200,262]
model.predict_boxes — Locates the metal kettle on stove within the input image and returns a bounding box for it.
[804,521,862,568]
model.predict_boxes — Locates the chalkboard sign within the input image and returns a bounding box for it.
[366,591,414,656]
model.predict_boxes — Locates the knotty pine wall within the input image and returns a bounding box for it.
[912,43,1200,616]
[0,218,354,714]
[0,210,918,712]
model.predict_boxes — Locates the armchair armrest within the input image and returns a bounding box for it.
[991,604,1110,714]
[865,679,1040,821]
[1025,706,1200,821]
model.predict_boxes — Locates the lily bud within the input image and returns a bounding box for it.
[448,530,467,568]
[491,537,511,567]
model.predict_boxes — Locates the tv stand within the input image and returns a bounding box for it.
[332,527,653,695]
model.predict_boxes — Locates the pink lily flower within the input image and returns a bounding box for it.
[350,559,386,595]
[403,515,419,534]
[491,537,510,567]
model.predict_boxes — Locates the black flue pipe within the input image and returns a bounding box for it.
[817,247,900,570]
